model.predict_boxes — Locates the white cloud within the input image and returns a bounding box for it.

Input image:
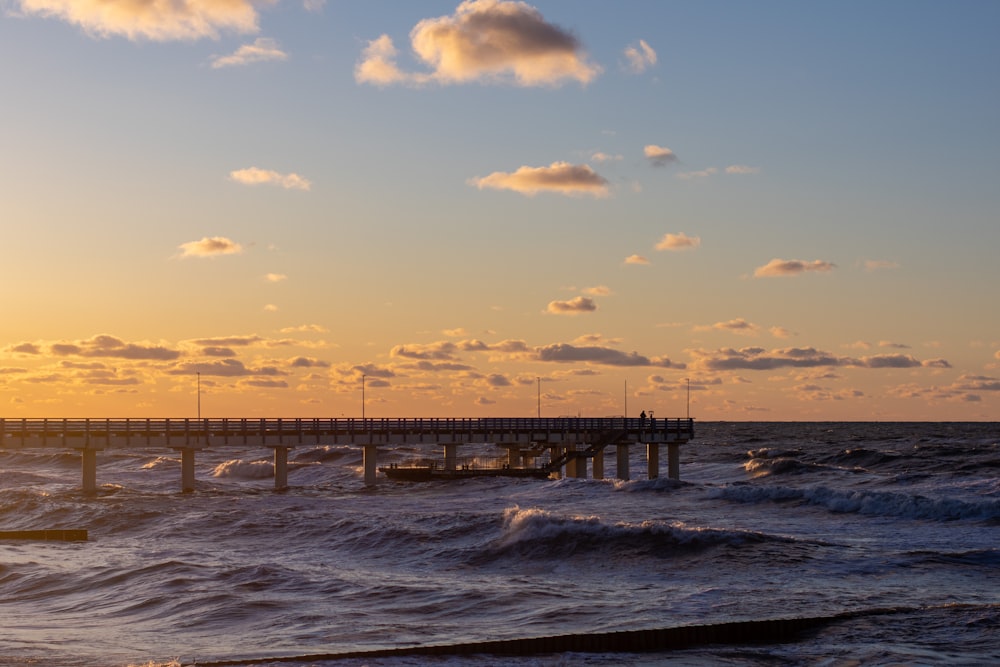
[625,254,649,265]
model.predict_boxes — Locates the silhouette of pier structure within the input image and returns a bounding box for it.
[0,417,694,492]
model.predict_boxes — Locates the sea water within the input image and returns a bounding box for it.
[1,422,998,666]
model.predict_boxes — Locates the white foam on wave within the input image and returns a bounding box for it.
[211,458,274,479]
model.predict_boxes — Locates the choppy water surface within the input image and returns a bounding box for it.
[2,422,998,666]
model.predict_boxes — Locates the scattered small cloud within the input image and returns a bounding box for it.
[211,37,287,68]
[769,326,794,339]
[178,236,243,258]
[861,259,900,272]
[624,254,649,265]
[677,167,718,180]
[230,167,311,191]
[655,232,700,251]
[470,162,609,197]
[355,0,601,87]
[582,285,612,296]
[623,39,656,73]
[546,296,597,315]
[264,273,288,283]
[644,144,677,167]
[753,258,836,278]
[590,152,623,163]
[725,165,760,174]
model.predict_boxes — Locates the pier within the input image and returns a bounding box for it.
[0,417,694,492]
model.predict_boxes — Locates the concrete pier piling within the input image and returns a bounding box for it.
[269,445,293,491]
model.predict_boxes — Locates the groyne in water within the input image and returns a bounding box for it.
[192,607,924,665]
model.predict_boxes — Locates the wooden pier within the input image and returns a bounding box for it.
[0,417,694,491]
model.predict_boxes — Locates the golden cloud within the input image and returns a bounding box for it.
[229,167,311,191]
[655,232,701,251]
[470,161,609,197]
[356,0,601,87]
[753,258,836,278]
[211,37,287,68]
[178,236,243,258]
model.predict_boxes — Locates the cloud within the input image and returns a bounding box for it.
[211,37,287,68]
[14,0,266,41]
[169,359,286,377]
[769,326,794,339]
[279,324,329,334]
[536,344,682,368]
[623,39,656,73]
[725,165,760,174]
[655,232,700,251]
[644,144,677,167]
[264,273,288,283]
[582,285,612,296]
[229,167,311,191]
[355,0,601,87]
[690,346,949,372]
[677,167,718,179]
[624,254,649,265]
[590,152,623,163]
[390,341,460,360]
[470,161,609,197]
[49,334,180,361]
[753,258,836,278]
[546,296,597,315]
[708,318,759,335]
[178,236,243,258]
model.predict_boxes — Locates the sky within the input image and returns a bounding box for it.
[1,0,999,421]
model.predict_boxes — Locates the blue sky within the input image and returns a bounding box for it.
[1,1,999,419]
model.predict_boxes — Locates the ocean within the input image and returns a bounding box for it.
[2,421,998,666]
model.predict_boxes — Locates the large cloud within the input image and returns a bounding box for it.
[355,0,600,87]
[470,161,609,197]
[15,0,268,41]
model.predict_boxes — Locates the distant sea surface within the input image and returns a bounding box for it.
[2,422,999,666]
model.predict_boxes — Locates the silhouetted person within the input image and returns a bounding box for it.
[639,410,647,426]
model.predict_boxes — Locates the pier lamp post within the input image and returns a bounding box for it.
[197,372,201,420]
[362,374,366,421]
[685,377,690,419]
[537,377,540,418]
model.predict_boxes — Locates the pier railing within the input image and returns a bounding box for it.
[0,417,694,448]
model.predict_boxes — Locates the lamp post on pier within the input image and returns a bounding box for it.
[362,374,366,421]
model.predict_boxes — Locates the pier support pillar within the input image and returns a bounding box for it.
[592,447,604,479]
[171,446,204,493]
[270,445,293,490]
[363,444,377,486]
[647,443,660,480]
[443,443,458,471]
[616,444,630,481]
[668,443,681,481]
[549,446,563,479]
[75,444,103,493]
